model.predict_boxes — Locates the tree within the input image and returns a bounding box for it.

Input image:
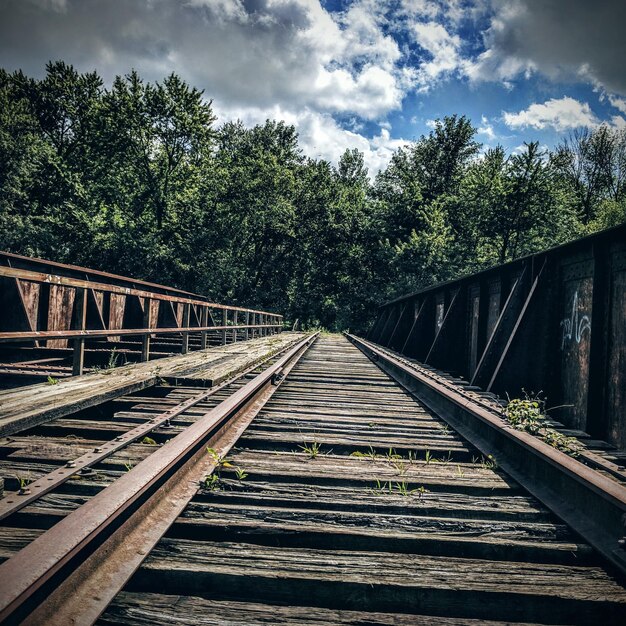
[555,125,626,224]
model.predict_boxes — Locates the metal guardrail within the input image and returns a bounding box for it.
[367,224,626,450]
[0,252,283,375]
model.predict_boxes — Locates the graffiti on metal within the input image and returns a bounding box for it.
[560,291,591,350]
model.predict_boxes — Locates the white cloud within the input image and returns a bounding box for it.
[212,101,407,177]
[468,0,626,96]
[0,0,489,171]
[503,97,599,132]
[0,0,407,121]
[477,115,497,141]
[611,116,626,130]
[608,94,626,115]
[412,21,462,87]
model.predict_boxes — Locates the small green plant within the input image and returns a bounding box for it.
[106,348,119,370]
[424,449,438,465]
[439,451,453,464]
[351,445,378,461]
[46,376,58,385]
[385,448,401,461]
[455,464,465,478]
[394,481,410,497]
[234,467,248,480]
[472,454,497,470]
[206,447,234,470]
[414,485,429,500]
[505,394,545,434]
[201,448,236,490]
[15,473,32,493]
[202,473,221,491]
[504,392,582,457]
[439,423,450,436]
[374,479,393,495]
[299,441,321,459]
[543,430,582,457]
[141,436,157,446]
[123,461,134,472]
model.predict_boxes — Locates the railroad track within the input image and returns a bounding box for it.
[0,334,625,624]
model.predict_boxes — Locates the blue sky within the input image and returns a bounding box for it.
[1,0,625,175]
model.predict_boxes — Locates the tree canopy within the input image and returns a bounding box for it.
[1,63,624,330]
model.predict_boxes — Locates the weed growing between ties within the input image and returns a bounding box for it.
[472,454,497,470]
[299,441,322,459]
[15,473,32,494]
[350,445,379,461]
[201,447,247,491]
[373,479,429,500]
[46,376,58,385]
[504,391,582,457]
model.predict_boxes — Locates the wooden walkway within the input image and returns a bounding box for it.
[0,333,304,437]
[92,335,626,624]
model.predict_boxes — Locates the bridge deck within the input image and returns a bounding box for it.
[97,335,626,624]
[0,334,624,623]
[0,332,304,437]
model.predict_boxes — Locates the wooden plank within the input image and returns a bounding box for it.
[131,539,626,623]
[0,333,306,437]
[101,591,535,626]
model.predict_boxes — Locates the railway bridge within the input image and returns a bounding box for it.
[0,225,624,625]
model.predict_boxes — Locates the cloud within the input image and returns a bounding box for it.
[608,94,626,115]
[612,116,626,130]
[212,101,407,177]
[477,115,497,141]
[468,0,626,96]
[503,97,599,132]
[411,21,462,89]
[0,0,405,121]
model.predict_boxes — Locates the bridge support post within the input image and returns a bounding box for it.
[141,298,151,362]
[72,288,87,376]
[181,303,190,354]
[221,309,228,345]
[200,307,209,350]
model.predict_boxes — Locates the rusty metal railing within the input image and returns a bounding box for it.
[367,223,626,450]
[0,252,283,376]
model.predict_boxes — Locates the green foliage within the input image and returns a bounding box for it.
[504,393,582,457]
[504,396,546,435]
[202,447,235,490]
[0,65,624,332]
[298,441,322,459]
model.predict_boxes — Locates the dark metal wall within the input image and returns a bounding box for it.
[368,224,626,448]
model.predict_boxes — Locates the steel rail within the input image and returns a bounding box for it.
[0,332,318,624]
[346,333,626,577]
[0,337,302,521]
[0,323,281,342]
[0,265,282,316]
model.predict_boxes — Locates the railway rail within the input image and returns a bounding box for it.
[0,334,625,624]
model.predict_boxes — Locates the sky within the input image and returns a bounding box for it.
[1,0,625,175]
